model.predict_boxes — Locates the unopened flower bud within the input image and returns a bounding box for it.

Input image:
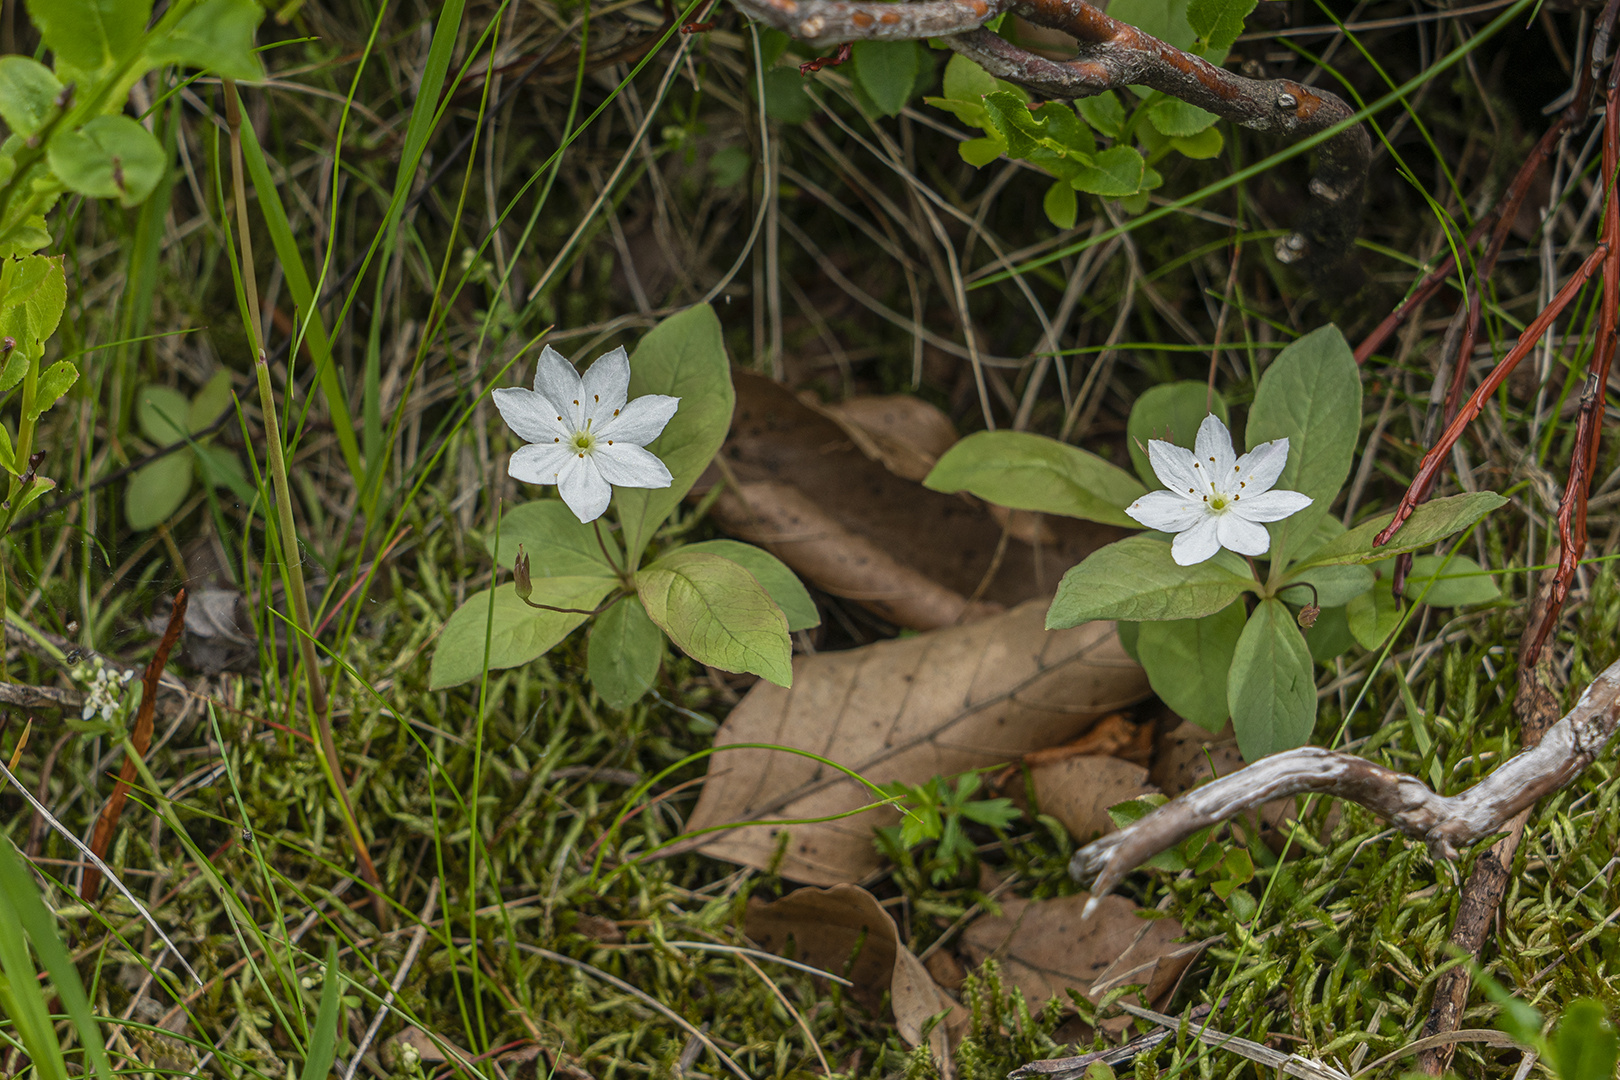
[1298,604,1320,629]
[513,546,532,600]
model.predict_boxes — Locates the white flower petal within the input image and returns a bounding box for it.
[598,393,679,446]
[494,387,571,445]
[1231,488,1313,523]
[1194,414,1237,478]
[1148,439,1209,497]
[555,454,613,523]
[1171,516,1222,565]
[579,346,631,430]
[534,345,585,425]
[508,442,576,485]
[1126,490,1205,532]
[1215,512,1270,556]
[593,443,674,489]
[1231,437,1290,496]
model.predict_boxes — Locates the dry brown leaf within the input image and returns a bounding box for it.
[958,893,1194,1013]
[746,884,963,1070]
[1031,756,1158,845]
[819,393,959,481]
[1021,713,1154,767]
[685,600,1150,884]
[696,372,1124,629]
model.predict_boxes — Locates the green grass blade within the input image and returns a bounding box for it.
[301,940,344,1080]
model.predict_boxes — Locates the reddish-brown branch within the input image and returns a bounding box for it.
[1373,242,1609,548]
[729,0,1369,287]
[81,589,188,902]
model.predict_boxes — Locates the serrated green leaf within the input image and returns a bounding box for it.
[983,92,1094,176]
[1047,536,1256,626]
[145,0,265,81]
[1403,553,1501,607]
[0,254,66,346]
[1188,0,1257,52]
[1076,91,1125,137]
[1295,492,1509,568]
[187,368,234,432]
[636,551,792,686]
[615,304,735,568]
[485,499,622,576]
[1172,125,1223,160]
[125,453,194,530]
[925,96,991,127]
[0,57,63,138]
[1044,180,1078,229]
[1245,324,1362,567]
[27,360,76,419]
[1127,380,1229,487]
[679,539,819,631]
[925,429,1145,527]
[1346,585,1402,650]
[942,52,998,100]
[1136,600,1246,731]
[1071,145,1147,197]
[1227,597,1316,759]
[588,596,664,710]
[136,384,190,446]
[25,0,151,75]
[48,115,166,207]
[959,135,1005,166]
[1148,96,1217,137]
[852,39,920,117]
[429,578,618,689]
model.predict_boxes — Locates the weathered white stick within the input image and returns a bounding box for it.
[1070,657,1620,911]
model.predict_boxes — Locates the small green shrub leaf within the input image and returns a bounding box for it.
[49,115,167,207]
[486,499,622,576]
[615,304,735,568]
[679,539,819,631]
[588,596,664,710]
[1403,553,1501,607]
[0,57,63,138]
[1227,598,1316,759]
[27,360,76,420]
[1188,0,1257,52]
[1245,325,1362,566]
[125,453,194,530]
[942,52,998,100]
[1076,91,1125,137]
[1136,600,1246,731]
[636,551,792,686]
[1071,145,1146,196]
[1296,492,1509,568]
[925,430,1145,527]
[1044,180,1078,229]
[429,578,617,690]
[1147,96,1216,137]
[1127,380,1228,487]
[1172,125,1223,159]
[1047,536,1255,626]
[852,40,920,117]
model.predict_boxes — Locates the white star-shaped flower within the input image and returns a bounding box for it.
[493,344,680,523]
[1126,414,1313,566]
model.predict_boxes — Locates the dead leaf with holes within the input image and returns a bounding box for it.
[692,372,1124,630]
[958,893,1197,1018]
[682,600,1150,884]
[745,884,964,1074]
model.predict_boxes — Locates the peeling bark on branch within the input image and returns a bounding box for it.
[728,0,1370,290]
[1068,656,1620,907]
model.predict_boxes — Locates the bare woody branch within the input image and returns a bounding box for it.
[727,0,1370,290]
[1068,656,1620,907]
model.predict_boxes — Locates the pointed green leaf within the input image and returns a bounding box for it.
[588,596,664,710]
[1076,91,1125,138]
[1047,536,1256,626]
[925,429,1145,527]
[636,551,792,686]
[48,115,167,207]
[1137,600,1246,731]
[1245,325,1362,566]
[27,360,76,420]
[1127,380,1228,487]
[299,941,343,1080]
[679,540,819,630]
[1294,492,1508,568]
[429,578,617,689]
[145,0,265,81]
[485,499,623,576]
[0,57,63,138]
[852,39,920,118]
[615,304,735,568]
[1228,597,1316,759]
[125,453,194,529]
[1403,553,1500,607]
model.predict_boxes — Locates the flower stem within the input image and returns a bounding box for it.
[224,79,388,928]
